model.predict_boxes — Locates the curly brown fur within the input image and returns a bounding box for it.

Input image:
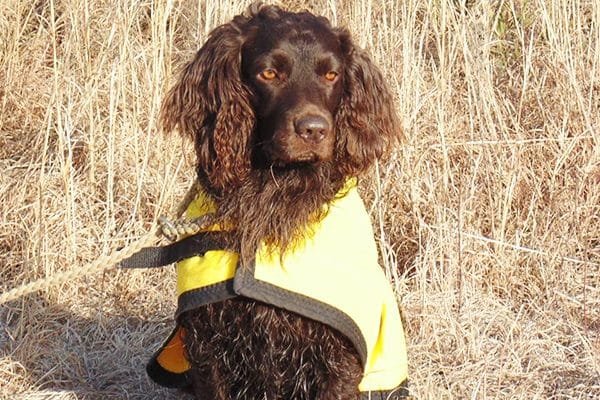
[180,299,363,400]
[160,2,401,399]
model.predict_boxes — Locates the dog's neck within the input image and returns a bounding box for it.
[197,163,348,265]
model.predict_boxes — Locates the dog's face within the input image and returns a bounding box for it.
[242,17,345,167]
[161,4,400,191]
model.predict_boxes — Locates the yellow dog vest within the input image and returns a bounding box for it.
[147,180,409,394]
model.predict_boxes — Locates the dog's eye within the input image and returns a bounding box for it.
[324,71,338,82]
[259,68,278,81]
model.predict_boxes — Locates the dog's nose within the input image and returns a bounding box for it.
[294,115,330,143]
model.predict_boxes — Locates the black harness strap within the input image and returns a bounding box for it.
[119,231,232,269]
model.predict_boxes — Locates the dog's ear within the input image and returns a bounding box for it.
[161,17,254,190]
[334,29,403,176]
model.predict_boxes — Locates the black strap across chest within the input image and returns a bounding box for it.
[119,232,232,269]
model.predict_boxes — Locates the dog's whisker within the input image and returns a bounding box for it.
[269,164,281,188]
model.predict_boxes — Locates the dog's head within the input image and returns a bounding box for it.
[241,8,343,168]
[161,3,401,192]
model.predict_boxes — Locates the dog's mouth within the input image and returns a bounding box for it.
[270,152,321,169]
[253,127,336,170]
[290,152,320,164]
[253,141,327,169]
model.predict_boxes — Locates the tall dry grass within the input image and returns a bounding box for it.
[0,0,598,399]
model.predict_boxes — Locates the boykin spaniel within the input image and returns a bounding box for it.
[148,3,408,399]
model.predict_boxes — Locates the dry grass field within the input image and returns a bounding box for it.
[1,0,599,399]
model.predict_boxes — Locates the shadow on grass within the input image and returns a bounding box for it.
[0,295,190,400]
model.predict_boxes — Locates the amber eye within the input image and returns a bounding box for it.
[324,71,338,81]
[259,68,277,80]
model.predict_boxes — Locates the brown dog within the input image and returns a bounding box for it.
[149,3,408,399]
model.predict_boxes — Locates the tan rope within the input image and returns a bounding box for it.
[0,182,203,305]
[158,215,213,241]
[0,228,159,305]
[159,181,215,241]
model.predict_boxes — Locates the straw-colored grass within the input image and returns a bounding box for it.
[1,0,598,399]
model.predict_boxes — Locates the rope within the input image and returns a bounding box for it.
[0,228,159,305]
[159,215,213,241]
[0,181,203,306]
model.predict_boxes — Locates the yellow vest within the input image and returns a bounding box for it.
[147,180,409,394]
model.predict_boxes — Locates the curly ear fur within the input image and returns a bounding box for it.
[161,17,255,190]
[334,29,403,176]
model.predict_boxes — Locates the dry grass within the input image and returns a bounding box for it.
[0,0,598,399]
